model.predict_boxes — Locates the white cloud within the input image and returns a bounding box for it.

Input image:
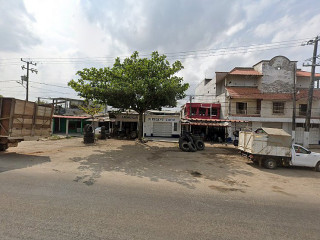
[0,0,319,103]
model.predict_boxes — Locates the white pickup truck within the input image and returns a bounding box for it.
[238,128,320,171]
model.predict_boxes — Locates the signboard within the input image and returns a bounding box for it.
[115,114,138,122]
[147,117,178,122]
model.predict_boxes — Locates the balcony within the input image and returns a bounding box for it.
[232,108,261,117]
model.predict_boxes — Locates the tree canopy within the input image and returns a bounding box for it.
[68,51,189,139]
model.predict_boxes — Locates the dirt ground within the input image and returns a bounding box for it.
[1,137,319,202]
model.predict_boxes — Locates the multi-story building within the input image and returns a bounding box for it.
[183,103,221,119]
[195,56,320,144]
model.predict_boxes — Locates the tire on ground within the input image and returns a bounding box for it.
[130,131,137,139]
[0,143,8,152]
[195,140,205,150]
[180,141,190,152]
[188,141,197,152]
[264,158,277,169]
[181,133,193,143]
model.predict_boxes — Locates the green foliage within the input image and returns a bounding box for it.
[78,103,103,118]
[68,51,189,113]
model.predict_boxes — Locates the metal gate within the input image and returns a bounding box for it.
[310,126,319,145]
[153,122,172,137]
[295,127,304,144]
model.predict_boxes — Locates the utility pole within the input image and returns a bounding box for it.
[302,36,319,148]
[21,58,38,101]
[292,62,297,142]
[189,95,192,118]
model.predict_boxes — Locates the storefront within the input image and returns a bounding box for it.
[144,111,180,137]
[182,118,248,142]
[110,112,139,138]
[52,115,90,136]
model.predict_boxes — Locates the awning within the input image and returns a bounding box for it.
[182,118,248,123]
[53,115,90,119]
[182,122,230,127]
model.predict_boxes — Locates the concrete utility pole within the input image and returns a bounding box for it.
[21,58,38,101]
[189,95,192,118]
[302,36,319,148]
[292,63,297,142]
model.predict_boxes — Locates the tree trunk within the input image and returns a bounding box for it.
[138,112,144,140]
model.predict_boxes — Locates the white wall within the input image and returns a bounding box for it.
[226,75,258,87]
[143,115,180,137]
[296,77,310,88]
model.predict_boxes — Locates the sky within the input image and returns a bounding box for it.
[0,0,319,106]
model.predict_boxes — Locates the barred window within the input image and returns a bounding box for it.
[273,102,284,114]
[299,104,307,116]
[236,102,247,114]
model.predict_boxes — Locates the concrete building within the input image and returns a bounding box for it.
[194,56,320,145]
[143,110,181,137]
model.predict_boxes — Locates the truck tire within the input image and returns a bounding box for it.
[264,158,277,169]
[315,162,320,172]
[195,140,205,150]
[188,142,197,152]
[181,133,193,143]
[180,141,190,152]
[0,143,8,151]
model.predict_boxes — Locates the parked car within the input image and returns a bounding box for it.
[94,127,110,139]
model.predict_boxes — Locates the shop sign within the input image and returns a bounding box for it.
[148,117,177,122]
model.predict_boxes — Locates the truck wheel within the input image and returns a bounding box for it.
[0,143,8,151]
[188,142,197,152]
[315,162,320,172]
[180,141,190,152]
[195,140,205,150]
[264,159,277,169]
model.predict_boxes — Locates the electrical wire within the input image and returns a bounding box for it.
[0,37,313,66]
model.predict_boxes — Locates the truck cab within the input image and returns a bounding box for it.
[291,144,320,169]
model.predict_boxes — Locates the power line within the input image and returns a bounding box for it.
[0,37,313,67]
[31,81,71,89]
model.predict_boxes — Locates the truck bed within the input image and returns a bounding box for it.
[0,98,53,142]
[238,129,291,157]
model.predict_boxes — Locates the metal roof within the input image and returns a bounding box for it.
[260,127,291,136]
[53,115,90,119]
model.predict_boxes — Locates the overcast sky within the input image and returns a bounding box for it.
[0,0,319,104]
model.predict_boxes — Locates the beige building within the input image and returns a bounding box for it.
[195,56,320,145]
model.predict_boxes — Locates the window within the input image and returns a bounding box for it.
[273,102,284,114]
[296,123,304,128]
[299,104,307,116]
[294,145,310,154]
[256,99,261,114]
[211,108,218,116]
[236,102,247,114]
[191,107,197,116]
[199,108,206,116]
[174,122,178,131]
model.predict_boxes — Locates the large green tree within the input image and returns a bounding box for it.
[68,51,189,140]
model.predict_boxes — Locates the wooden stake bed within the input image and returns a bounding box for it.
[0,98,54,146]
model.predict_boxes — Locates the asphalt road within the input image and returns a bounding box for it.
[0,168,319,240]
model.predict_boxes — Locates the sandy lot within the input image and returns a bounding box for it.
[1,137,319,202]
